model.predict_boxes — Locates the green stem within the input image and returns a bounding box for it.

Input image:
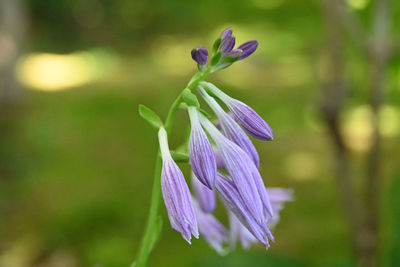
[134,67,211,267]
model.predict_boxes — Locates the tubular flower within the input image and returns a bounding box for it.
[228,211,258,250]
[194,200,228,255]
[198,112,267,222]
[201,82,273,141]
[192,172,216,213]
[199,86,259,167]
[188,106,217,189]
[215,173,274,248]
[158,127,199,243]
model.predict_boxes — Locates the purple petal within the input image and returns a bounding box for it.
[188,107,217,189]
[192,173,216,213]
[219,36,236,54]
[199,87,259,167]
[237,40,258,60]
[191,46,208,65]
[213,148,225,170]
[194,201,228,254]
[216,173,274,247]
[227,99,274,141]
[220,28,233,39]
[228,211,257,250]
[199,114,265,222]
[161,159,199,243]
[158,127,198,243]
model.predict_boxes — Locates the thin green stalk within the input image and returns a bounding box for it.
[134,67,211,267]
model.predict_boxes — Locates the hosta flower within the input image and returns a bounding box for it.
[267,188,294,228]
[228,211,257,250]
[199,86,259,167]
[194,200,228,254]
[192,172,216,213]
[188,106,217,189]
[191,46,208,65]
[201,82,273,140]
[198,113,267,222]
[216,173,274,248]
[158,127,198,243]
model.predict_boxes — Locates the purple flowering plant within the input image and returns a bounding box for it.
[135,28,292,267]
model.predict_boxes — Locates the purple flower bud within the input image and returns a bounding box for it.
[199,87,259,167]
[237,40,258,60]
[216,173,274,248]
[219,36,236,54]
[228,98,274,140]
[194,200,228,254]
[220,28,233,39]
[192,173,216,213]
[191,46,208,65]
[201,82,273,141]
[188,107,217,189]
[228,211,257,250]
[198,113,265,222]
[158,127,199,243]
[224,49,242,58]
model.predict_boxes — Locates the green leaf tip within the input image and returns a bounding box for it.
[138,104,163,129]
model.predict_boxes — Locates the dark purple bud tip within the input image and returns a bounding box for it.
[219,36,236,54]
[220,28,233,39]
[237,40,258,60]
[191,46,208,65]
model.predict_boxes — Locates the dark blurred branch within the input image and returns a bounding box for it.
[320,0,392,266]
[359,0,390,266]
[0,0,26,108]
[319,0,361,257]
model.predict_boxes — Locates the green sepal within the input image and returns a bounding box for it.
[170,151,189,163]
[182,89,200,107]
[138,104,163,129]
[212,37,222,54]
[198,107,211,118]
[211,51,223,66]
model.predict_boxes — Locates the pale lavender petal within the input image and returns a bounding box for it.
[228,211,257,250]
[200,82,273,141]
[199,114,264,222]
[194,201,228,254]
[227,99,273,141]
[213,148,225,170]
[199,87,259,167]
[192,173,216,213]
[158,127,199,243]
[266,188,294,228]
[216,173,274,248]
[188,107,217,189]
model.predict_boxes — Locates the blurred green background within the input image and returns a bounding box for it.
[1,0,400,266]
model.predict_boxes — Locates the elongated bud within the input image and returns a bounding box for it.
[192,172,216,213]
[193,200,228,254]
[220,28,233,39]
[188,107,217,189]
[158,127,199,243]
[199,87,259,167]
[216,173,274,248]
[198,113,265,222]
[191,46,208,65]
[219,36,235,54]
[201,82,273,140]
[237,40,258,60]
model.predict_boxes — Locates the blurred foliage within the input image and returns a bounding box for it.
[0,0,400,266]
